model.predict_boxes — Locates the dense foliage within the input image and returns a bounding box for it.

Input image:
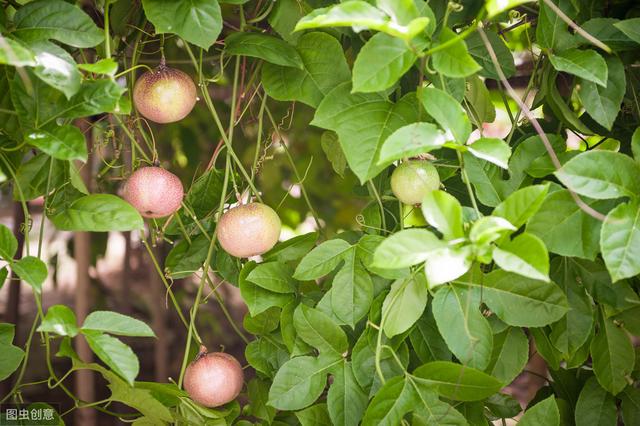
[2,0,640,424]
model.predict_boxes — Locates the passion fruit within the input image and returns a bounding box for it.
[133,61,197,123]
[217,203,281,258]
[183,346,244,407]
[123,166,184,218]
[391,160,440,205]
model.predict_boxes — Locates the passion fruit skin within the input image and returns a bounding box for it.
[183,347,244,408]
[217,203,281,258]
[133,64,197,123]
[123,167,184,218]
[391,160,440,206]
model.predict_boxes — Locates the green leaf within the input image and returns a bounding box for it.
[578,18,636,51]
[0,224,18,260]
[432,284,493,370]
[321,131,347,178]
[493,183,550,229]
[13,0,103,48]
[294,1,430,41]
[409,307,451,363]
[26,125,87,161]
[555,151,640,199]
[419,86,471,145]
[28,40,82,99]
[294,239,352,280]
[296,404,332,426]
[142,0,222,50]
[361,376,419,426]
[331,253,373,328]
[78,58,119,76]
[549,48,608,87]
[268,0,309,44]
[164,234,209,279]
[378,122,446,168]
[574,377,616,426]
[50,194,144,232]
[312,83,419,183]
[247,378,276,423]
[239,262,292,317]
[263,232,319,263]
[614,18,640,44]
[327,361,368,426]
[81,311,155,337]
[493,232,550,281]
[470,270,568,327]
[37,305,78,336]
[0,323,25,381]
[185,167,224,218]
[577,56,626,130]
[268,355,339,410]
[485,0,535,18]
[469,216,516,246]
[413,361,503,400]
[467,138,511,169]
[107,376,173,423]
[600,201,640,282]
[424,246,473,287]
[421,190,464,240]
[225,32,302,68]
[519,396,560,426]
[432,28,481,78]
[465,30,515,79]
[536,0,577,52]
[352,32,418,93]
[13,256,47,293]
[263,32,350,108]
[0,37,36,66]
[485,327,528,384]
[621,387,640,426]
[590,312,635,395]
[246,262,296,293]
[372,229,444,269]
[382,275,428,338]
[527,189,613,259]
[412,398,469,426]
[83,330,139,385]
[293,304,348,357]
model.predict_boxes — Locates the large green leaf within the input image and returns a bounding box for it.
[600,201,640,282]
[409,307,451,363]
[535,0,577,52]
[576,56,626,130]
[49,194,144,232]
[382,275,428,338]
[372,229,444,269]
[142,0,222,50]
[268,355,339,410]
[81,311,155,337]
[527,189,614,259]
[621,387,640,426]
[412,361,503,401]
[37,305,79,337]
[469,270,568,327]
[0,224,18,260]
[493,232,550,282]
[519,396,560,426]
[352,32,418,93]
[0,323,25,381]
[26,125,87,161]
[431,28,481,78]
[614,18,640,44]
[12,256,47,293]
[421,190,464,240]
[465,30,515,79]
[313,83,419,183]
[419,86,470,145]
[224,32,302,68]
[423,245,473,287]
[239,262,292,316]
[590,312,635,395]
[293,304,348,357]
[294,239,352,280]
[0,37,36,66]
[361,376,419,426]
[467,138,512,169]
[296,404,332,426]
[555,151,640,200]
[549,48,608,87]
[83,330,139,385]
[294,1,430,41]
[327,361,368,426]
[107,372,173,423]
[331,252,373,328]
[378,123,446,168]
[574,377,616,426]
[28,40,82,99]
[485,327,528,384]
[13,0,102,48]
[432,284,493,370]
[493,183,549,229]
[262,32,350,108]
[246,262,296,293]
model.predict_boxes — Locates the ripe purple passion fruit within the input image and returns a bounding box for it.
[217,203,281,258]
[133,62,197,123]
[123,166,184,218]
[391,160,440,205]
[183,346,244,407]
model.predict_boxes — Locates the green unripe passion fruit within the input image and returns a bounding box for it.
[183,346,244,407]
[391,160,440,205]
[133,61,197,123]
[217,203,281,258]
